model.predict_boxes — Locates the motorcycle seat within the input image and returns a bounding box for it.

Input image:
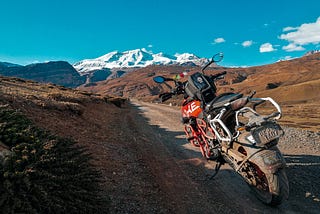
[205,93,243,111]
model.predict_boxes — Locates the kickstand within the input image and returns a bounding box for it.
[209,162,222,180]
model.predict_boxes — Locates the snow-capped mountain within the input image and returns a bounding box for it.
[73,48,209,75]
[304,50,320,56]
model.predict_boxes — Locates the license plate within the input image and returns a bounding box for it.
[251,123,283,145]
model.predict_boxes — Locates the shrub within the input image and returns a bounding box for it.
[0,107,109,213]
[266,82,281,90]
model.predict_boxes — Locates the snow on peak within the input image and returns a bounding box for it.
[96,51,121,61]
[73,49,209,74]
[175,53,203,64]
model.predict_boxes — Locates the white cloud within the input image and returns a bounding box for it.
[212,37,225,44]
[280,17,320,51]
[148,44,153,48]
[282,26,299,32]
[260,43,276,53]
[282,43,305,52]
[242,40,253,47]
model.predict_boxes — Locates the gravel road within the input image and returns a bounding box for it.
[128,100,320,214]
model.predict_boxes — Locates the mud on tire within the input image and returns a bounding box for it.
[250,166,289,206]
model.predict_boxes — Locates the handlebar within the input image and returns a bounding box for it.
[155,71,227,103]
[209,71,227,81]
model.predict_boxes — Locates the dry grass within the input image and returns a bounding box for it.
[0,76,127,111]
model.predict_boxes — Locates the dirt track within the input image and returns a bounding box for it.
[126,100,320,214]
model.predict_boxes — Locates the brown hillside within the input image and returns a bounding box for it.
[1,75,234,213]
[0,76,174,212]
[223,53,320,97]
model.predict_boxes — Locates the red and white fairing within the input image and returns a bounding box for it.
[181,100,202,118]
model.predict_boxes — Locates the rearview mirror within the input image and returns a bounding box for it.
[212,52,223,62]
[202,52,224,73]
[153,76,166,83]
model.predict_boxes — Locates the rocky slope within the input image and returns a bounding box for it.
[0,61,86,88]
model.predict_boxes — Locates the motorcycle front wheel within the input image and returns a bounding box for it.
[247,163,289,206]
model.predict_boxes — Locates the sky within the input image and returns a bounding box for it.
[0,0,320,67]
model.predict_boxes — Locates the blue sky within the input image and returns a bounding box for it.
[0,0,319,67]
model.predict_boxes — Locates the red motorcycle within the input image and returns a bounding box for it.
[155,53,226,160]
[153,53,289,206]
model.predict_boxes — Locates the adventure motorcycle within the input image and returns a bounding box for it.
[153,53,289,206]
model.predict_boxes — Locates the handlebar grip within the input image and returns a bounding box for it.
[159,92,173,102]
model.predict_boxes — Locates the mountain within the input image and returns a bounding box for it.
[304,50,320,56]
[0,61,86,88]
[73,48,209,75]
[0,62,22,68]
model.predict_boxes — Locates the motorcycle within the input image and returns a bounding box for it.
[153,53,289,206]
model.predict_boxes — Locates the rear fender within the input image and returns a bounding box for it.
[234,132,286,174]
[249,147,286,174]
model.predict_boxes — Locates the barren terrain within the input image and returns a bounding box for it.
[1,73,319,213]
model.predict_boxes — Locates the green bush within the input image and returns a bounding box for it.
[0,107,109,213]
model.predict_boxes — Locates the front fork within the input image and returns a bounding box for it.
[184,117,216,159]
[184,118,201,147]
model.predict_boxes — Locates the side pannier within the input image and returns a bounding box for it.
[185,72,217,104]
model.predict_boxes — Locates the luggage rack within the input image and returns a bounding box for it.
[206,97,282,145]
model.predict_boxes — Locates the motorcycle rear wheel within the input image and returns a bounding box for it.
[248,163,289,206]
